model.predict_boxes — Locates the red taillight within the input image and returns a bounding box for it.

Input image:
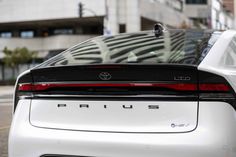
[18,83,197,92]
[199,84,230,92]
[18,83,231,92]
[153,83,196,91]
[18,83,33,91]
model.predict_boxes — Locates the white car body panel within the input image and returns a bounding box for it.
[198,30,236,93]
[9,30,236,157]
[30,100,198,133]
[9,100,236,157]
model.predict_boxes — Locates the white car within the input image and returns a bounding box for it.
[9,28,236,157]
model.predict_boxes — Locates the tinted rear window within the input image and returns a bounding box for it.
[36,30,221,68]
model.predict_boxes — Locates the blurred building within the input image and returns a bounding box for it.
[0,0,105,61]
[0,0,190,58]
[184,0,235,29]
[105,0,190,35]
[0,0,191,80]
[0,0,235,81]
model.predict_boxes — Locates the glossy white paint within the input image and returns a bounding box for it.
[30,100,198,133]
[9,30,236,157]
[12,69,31,113]
[9,100,236,157]
[199,30,236,93]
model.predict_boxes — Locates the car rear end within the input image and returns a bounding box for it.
[9,30,236,157]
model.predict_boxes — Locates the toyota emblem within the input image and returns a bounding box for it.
[99,72,112,80]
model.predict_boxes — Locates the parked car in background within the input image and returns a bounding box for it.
[9,28,236,157]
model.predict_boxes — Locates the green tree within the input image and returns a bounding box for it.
[3,47,37,78]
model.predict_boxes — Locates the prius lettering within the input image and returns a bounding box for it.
[122,105,133,109]
[58,104,160,110]
[79,104,89,108]
[57,104,67,108]
[148,105,159,109]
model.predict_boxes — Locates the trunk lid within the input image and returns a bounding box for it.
[29,64,198,133]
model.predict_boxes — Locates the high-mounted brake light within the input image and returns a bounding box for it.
[18,83,197,92]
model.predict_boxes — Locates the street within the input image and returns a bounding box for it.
[0,86,14,157]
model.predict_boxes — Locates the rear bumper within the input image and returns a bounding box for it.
[9,100,236,157]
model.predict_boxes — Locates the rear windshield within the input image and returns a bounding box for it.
[36,29,221,68]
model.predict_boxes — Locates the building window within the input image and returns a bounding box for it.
[81,26,103,35]
[186,0,207,4]
[119,24,126,33]
[20,30,34,38]
[53,28,73,35]
[0,32,12,38]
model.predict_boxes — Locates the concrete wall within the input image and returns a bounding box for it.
[211,0,234,29]
[0,34,98,81]
[184,0,234,29]
[0,34,96,57]
[126,0,141,32]
[103,0,190,34]
[140,0,191,28]
[184,5,209,18]
[105,0,141,35]
[0,0,106,23]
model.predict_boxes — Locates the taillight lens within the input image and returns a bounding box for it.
[18,83,33,91]
[15,70,236,110]
[18,82,231,92]
[199,83,230,92]
[18,83,198,92]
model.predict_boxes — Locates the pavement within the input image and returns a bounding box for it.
[0,86,14,105]
[0,86,14,157]
[0,123,10,157]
